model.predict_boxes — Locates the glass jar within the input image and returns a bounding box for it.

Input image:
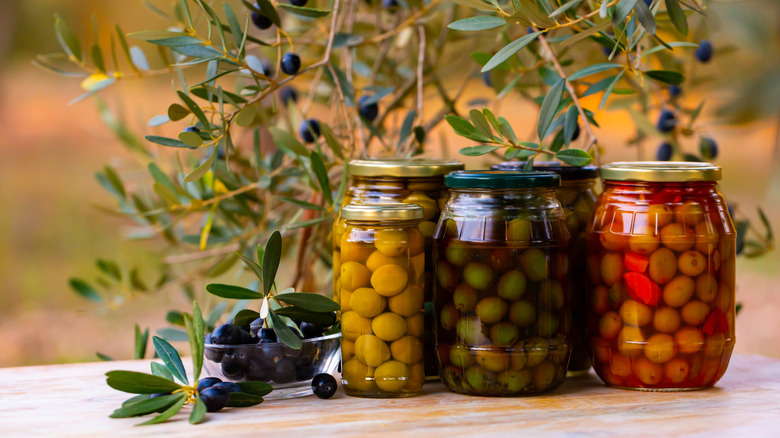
[339,203,426,398]
[434,171,572,396]
[492,161,599,375]
[586,162,736,391]
[333,158,464,379]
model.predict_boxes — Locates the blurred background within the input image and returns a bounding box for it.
[1,0,778,367]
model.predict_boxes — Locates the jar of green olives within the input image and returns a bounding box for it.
[333,158,464,379]
[492,161,599,375]
[434,171,572,396]
[586,162,735,391]
[339,203,426,398]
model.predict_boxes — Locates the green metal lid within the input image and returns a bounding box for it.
[444,170,560,189]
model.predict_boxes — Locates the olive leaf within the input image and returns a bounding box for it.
[152,336,188,385]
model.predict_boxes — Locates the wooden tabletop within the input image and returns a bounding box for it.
[2,354,780,437]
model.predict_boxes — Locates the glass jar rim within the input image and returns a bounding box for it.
[348,158,464,177]
[600,161,722,182]
[490,161,598,180]
[341,203,423,221]
[445,170,560,189]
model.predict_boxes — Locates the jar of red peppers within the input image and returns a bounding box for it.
[333,158,464,379]
[492,161,599,375]
[587,162,735,391]
[434,171,572,396]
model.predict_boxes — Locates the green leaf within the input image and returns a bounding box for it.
[538,78,566,140]
[277,4,331,17]
[145,135,190,148]
[235,104,257,127]
[599,70,625,109]
[262,231,282,296]
[568,63,622,80]
[555,148,593,166]
[549,0,584,18]
[498,117,518,145]
[310,152,333,205]
[612,0,638,25]
[665,0,688,35]
[96,352,114,361]
[96,258,122,280]
[177,90,211,129]
[325,65,355,107]
[206,283,263,299]
[640,41,697,58]
[563,106,579,147]
[320,124,344,160]
[237,253,264,282]
[448,16,507,31]
[227,392,264,407]
[469,109,492,138]
[459,145,499,156]
[106,371,182,394]
[150,362,175,380]
[398,110,417,145]
[69,278,102,303]
[644,70,684,85]
[152,336,188,385]
[270,127,308,156]
[157,328,190,342]
[633,0,656,35]
[91,44,106,73]
[758,207,774,242]
[233,309,260,327]
[237,381,273,397]
[274,306,338,326]
[186,301,205,381]
[136,394,187,426]
[560,21,611,47]
[285,216,330,230]
[482,32,541,72]
[223,3,244,50]
[189,394,207,424]
[55,15,82,61]
[278,196,325,211]
[183,147,217,183]
[134,324,149,360]
[167,103,190,121]
[269,311,302,349]
[109,394,182,418]
[445,115,490,142]
[178,131,204,148]
[274,292,340,312]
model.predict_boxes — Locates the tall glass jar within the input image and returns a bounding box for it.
[434,171,572,396]
[333,158,464,379]
[586,162,736,391]
[339,203,426,398]
[492,161,599,375]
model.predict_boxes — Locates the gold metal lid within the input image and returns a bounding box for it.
[600,161,722,182]
[348,158,464,177]
[341,203,423,221]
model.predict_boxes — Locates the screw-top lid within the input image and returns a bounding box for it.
[444,170,560,189]
[341,203,423,221]
[599,161,722,182]
[491,161,598,180]
[348,158,464,177]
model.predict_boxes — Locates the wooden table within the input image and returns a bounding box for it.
[2,354,780,437]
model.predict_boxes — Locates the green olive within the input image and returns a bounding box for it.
[476,347,510,372]
[660,223,695,252]
[607,281,628,309]
[519,248,548,282]
[498,369,532,392]
[436,260,459,290]
[488,249,514,274]
[497,269,527,301]
[508,300,536,327]
[445,243,471,267]
[453,283,478,312]
[490,322,520,346]
[535,312,559,338]
[439,303,459,330]
[449,343,475,369]
[465,366,491,392]
[475,296,508,324]
[677,250,707,277]
[663,275,695,308]
[532,361,556,390]
[539,280,564,310]
[463,262,495,290]
[674,201,704,227]
[648,247,677,285]
[456,316,490,346]
[600,252,624,287]
[524,336,549,367]
[507,218,532,241]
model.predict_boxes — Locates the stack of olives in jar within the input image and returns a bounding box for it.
[434,171,572,396]
[333,158,463,379]
[338,204,427,398]
[587,162,736,391]
[493,161,599,375]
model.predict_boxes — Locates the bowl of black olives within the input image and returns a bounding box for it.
[203,317,341,399]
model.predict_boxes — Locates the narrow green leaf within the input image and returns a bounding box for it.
[269,311,302,349]
[758,207,774,242]
[644,70,684,85]
[599,70,625,109]
[459,145,499,156]
[498,117,518,145]
[236,381,273,397]
[223,3,244,51]
[152,336,188,385]
[109,394,182,418]
[206,283,263,299]
[562,106,579,147]
[145,135,190,148]
[233,309,260,327]
[569,63,622,80]
[549,0,584,18]
[226,392,264,407]
[183,147,217,183]
[189,395,207,424]
[188,301,205,381]
[262,231,282,296]
[91,44,106,73]
[106,371,182,394]
[270,127,308,156]
[277,4,331,17]
[310,152,333,205]
[448,16,507,31]
[178,131,204,148]
[560,21,611,47]
[69,278,102,303]
[274,306,337,326]
[469,109,493,138]
[150,362,175,380]
[633,0,656,35]
[639,41,697,58]
[136,394,187,426]
[134,324,149,360]
[285,216,330,230]
[665,0,688,35]
[55,15,82,61]
[320,124,344,160]
[157,328,190,342]
[274,292,340,312]
[398,110,417,145]
[97,258,122,280]
[96,352,114,361]
[177,90,210,129]
[482,32,541,72]
[555,148,593,166]
[278,196,325,211]
[538,78,566,140]
[237,253,264,282]
[612,0,638,25]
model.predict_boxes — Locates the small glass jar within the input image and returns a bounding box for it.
[492,161,599,375]
[434,171,572,396]
[586,162,736,391]
[339,203,426,398]
[333,158,464,379]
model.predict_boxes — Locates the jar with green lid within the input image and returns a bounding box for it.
[492,161,599,375]
[333,158,464,379]
[433,171,572,396]
[339,203,426,398]
[587,162,735,391]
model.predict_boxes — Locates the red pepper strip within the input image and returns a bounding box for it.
[702,308,729,335]
[648,188,681,205]
[623,272,662,306]
[624,252,649,273]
